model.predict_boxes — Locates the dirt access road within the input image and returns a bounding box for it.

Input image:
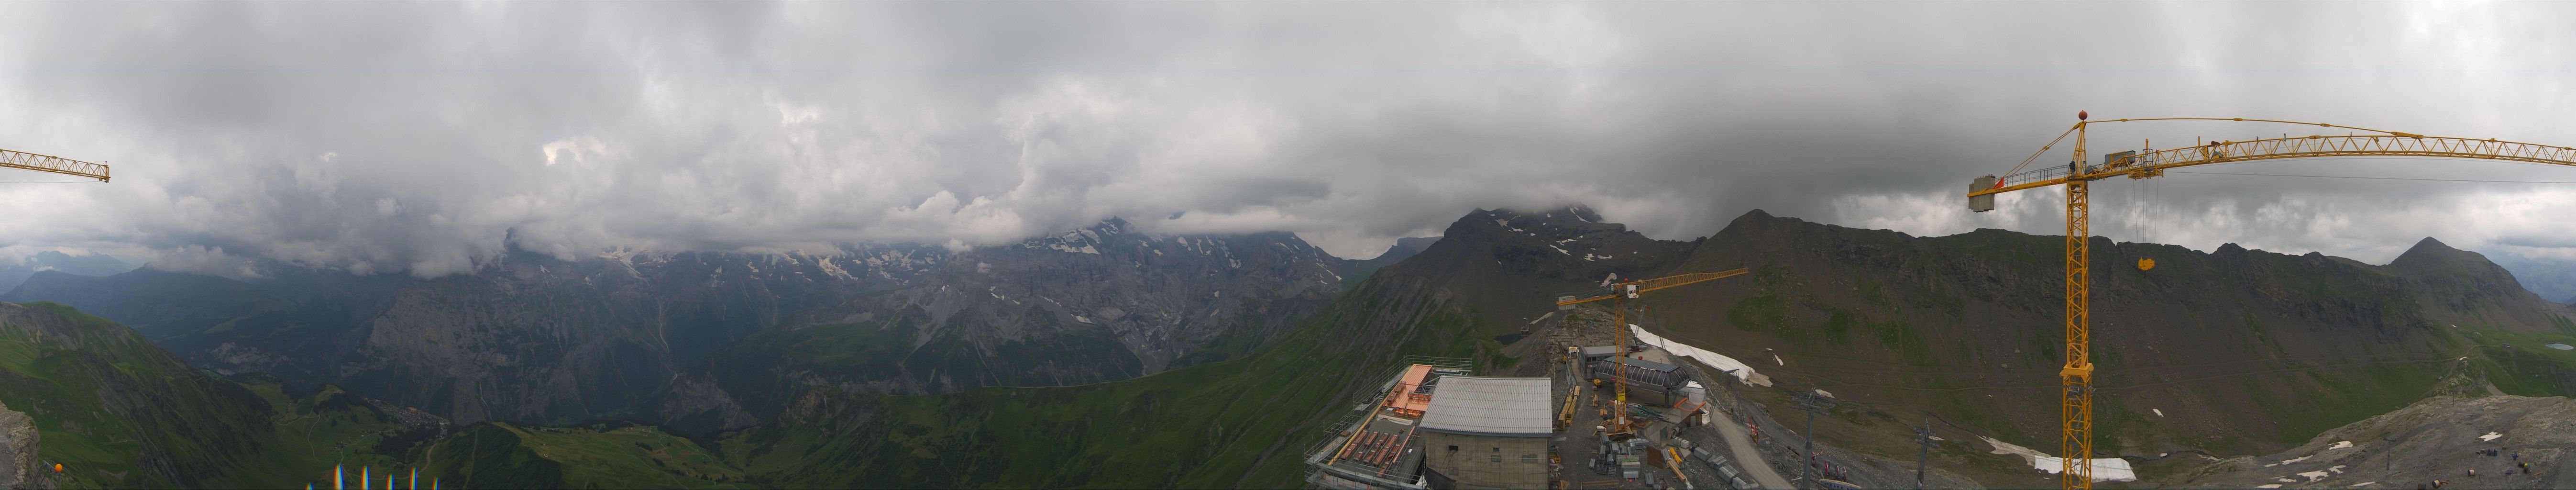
[1706,404,1797,489]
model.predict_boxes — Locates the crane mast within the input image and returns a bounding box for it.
[1967,114,2576,489]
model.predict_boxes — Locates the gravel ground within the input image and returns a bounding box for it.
[2161,394,2576,490]
[1695,369,1985,490]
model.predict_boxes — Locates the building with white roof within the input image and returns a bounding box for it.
[1416,376,1554,490]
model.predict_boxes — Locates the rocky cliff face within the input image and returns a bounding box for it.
[332,246,940,424]
[681,219,1356,424]
[0,400,36,490]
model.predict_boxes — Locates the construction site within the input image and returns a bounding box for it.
[1308,309,1915,489]
[1310,269,1868,490]
[24,5,2576,490]
[1309,115,2576,490]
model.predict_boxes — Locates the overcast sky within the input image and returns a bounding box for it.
[1,1,2573,277]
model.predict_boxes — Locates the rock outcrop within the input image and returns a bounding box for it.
[2172,393,2576,489]
[0,400,37,490]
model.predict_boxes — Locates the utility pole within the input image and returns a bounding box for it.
[1915,419,1936,490]
[2384,435,2395,474]
[1794,391,1835,490]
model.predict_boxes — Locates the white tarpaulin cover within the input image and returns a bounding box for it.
[1983,437,2138,482]
[1630,324,1772,386]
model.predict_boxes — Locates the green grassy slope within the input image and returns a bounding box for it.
[0,206,1600,490]
[0,301,429,489]
[716,279,1481,489]
[406,422,749,489]
[1640,211,2576,484]
[0,301,282,488]
[35,206,2572,489]
[366,277,1489,490]
[709,208,1660,488]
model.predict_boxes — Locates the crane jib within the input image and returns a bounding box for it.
[0,148,111,182]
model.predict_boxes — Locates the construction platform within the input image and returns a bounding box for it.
[1308,343,1753,490]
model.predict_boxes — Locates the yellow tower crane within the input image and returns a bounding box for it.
[0,147,111,182]
[1966,113,2576,489]
[1555,267,1748,434]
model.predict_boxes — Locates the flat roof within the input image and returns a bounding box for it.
[1599,357,1680,373]
[1418,376,1553,437]
[1312,414,1429,489]
[1386,364,1435,416]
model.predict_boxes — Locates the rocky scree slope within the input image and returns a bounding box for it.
[2161,392,2576,489]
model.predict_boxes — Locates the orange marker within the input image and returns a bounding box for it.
[53,463,62,473]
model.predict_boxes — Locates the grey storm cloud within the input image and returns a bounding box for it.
[0,1,2573,277]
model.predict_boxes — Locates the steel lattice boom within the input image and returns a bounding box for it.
[0,148,110,182]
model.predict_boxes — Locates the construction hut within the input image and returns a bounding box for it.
[1660,381,1709,428]
[1587,357,1687,405]
[1417,376,1553,490]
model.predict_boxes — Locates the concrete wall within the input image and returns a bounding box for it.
[1419,432,1547,490]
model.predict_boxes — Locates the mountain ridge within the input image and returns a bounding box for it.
[4,220,1374,429]
[7,205,2575,488]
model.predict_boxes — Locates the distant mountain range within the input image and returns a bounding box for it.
[721,206,2576,487]
[3,205,2572,488]
[1,219,1439,431]
[2483,252,2576,304]
[0,250,131,292]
